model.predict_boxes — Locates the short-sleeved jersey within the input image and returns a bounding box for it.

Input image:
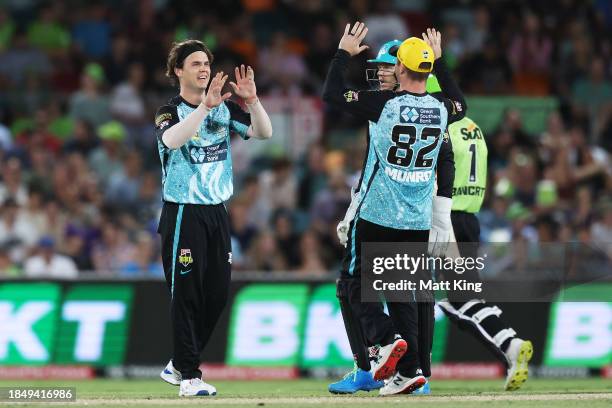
[356,92,451,230]
[154,96,251,204]
[448,117,488,213]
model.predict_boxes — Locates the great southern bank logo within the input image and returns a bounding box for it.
[400,106,420,123]
[400,106,441,125]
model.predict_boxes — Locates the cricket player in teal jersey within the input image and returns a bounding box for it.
[154,40,272,397]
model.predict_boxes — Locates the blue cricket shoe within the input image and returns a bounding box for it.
[412,379,431,395]
[328,366,384,394]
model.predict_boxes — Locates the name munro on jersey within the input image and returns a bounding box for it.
[385,167,432,183]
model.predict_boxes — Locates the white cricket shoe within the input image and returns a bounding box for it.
[179,378,217,397]
[371,337,407,381]
[160,360,181,386]
[504,338,533,391]
[379,372,427,396]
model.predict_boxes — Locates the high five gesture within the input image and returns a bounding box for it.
[338,22,369,57]
[229,64,258,105]
[203,72,231,109]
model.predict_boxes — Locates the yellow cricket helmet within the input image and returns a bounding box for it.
[391,37,434,73]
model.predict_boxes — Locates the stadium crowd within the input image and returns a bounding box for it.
[0,0,610,277]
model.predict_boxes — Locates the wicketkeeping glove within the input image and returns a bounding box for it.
[428,196,453,257]
[336,220,350,247]
[337,186,361,247]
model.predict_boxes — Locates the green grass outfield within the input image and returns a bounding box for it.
[0,378,611,408]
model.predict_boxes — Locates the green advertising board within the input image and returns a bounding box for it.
[544,284,612,367]
[0,283,133,366]
[227,284,310,366]
[55,285,133,364]
[226,283,449,367]
[0,283,61,364]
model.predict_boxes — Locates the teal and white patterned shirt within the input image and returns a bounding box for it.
[154,96,251,204]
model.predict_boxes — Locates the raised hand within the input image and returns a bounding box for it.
[203,72,232,109]
[338,22,369,57]
[422,28,442,60]
[229,65,258,105]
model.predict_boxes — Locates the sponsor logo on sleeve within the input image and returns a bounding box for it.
[344,91,359,102]
[155,113,172,127]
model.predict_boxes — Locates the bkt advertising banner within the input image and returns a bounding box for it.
[0,283,132,366]
[0,280,610,376]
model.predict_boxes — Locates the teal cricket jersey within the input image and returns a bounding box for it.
[154,96,251,204]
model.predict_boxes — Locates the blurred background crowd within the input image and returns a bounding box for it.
[0,0,610,278]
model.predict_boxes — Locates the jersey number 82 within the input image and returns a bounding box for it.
[387,125,441,169]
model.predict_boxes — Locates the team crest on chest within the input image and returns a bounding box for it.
[179,249,193,267]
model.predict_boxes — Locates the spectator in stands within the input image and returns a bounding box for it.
[0,246,21,277]
[118,232,163,277]
[364,0,409,52]
[229,196,259,254]
[464,5,490,54]
[0,27,51,88]
[0,157,28,205]
[23,236,78,278]
[259,158,297,213]
[91,221,136,273]
[0,8,15,52]
[305,22,337,84]
[572,57,612,140]
[507,10,553,94]
[26,4,70,53]
[295,229,327,275]
[63,228,93,271]
[109,62,148,144]
[103,34,131,85]
[88,121,126,186]
[0,197,39,264]
[246,230,288,271]
[105,150,144,209]
[297,143,328,210]
[63,119,99,156]
[273,209,300,268]
[72,3,111,59]
[257,31,307,95]
[69,63,111,128]
[459,38,513,94]
[591,200,612,258]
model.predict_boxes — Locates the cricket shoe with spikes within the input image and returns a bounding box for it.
[371,336,407,381]
[411,379,431,395]
[504,338,533,391]
[379,371,427,396]
[328,365,384,394]
[160,359,181,386]
[178,378,217,397]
